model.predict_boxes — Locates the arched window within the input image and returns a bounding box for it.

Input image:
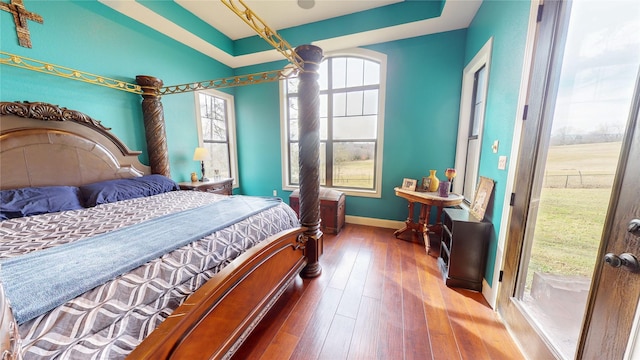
[281,49,387,197]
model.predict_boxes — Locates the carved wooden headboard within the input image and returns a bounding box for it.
[0,101,150,190]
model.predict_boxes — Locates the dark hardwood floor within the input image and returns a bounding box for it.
[234,224,524,360]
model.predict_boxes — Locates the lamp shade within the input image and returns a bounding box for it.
[193,147,209,161]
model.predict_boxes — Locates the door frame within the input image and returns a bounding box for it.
[496,0,572,358]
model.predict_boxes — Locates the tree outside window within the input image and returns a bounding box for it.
[196,90,238,184]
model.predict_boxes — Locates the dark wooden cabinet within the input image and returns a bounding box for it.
[178,178,233,195]
[438,208,491,291]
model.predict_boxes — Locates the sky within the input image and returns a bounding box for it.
[552,0,640,135]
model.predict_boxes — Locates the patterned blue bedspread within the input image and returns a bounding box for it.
[0,195,280,324]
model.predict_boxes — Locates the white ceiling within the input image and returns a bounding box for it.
[99,0,481,68]
[181,0,404,40]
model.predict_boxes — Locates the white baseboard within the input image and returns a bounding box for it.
[345,215,404,229]
[482,278,496,310]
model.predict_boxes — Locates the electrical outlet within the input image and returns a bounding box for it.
[498,156,507,170]
[273,189,277,196]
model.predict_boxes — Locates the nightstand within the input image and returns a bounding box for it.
[438,208,491,291]
[178,178,233,195]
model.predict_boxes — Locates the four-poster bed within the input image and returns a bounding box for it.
[0,2,325,358]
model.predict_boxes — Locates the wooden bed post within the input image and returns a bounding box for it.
[296,44,323,278]
[136,75,171,177]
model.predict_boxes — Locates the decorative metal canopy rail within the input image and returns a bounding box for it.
[1,0,304,95]
[0,52,144,94]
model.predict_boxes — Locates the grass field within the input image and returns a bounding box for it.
[525,141,620,289]
[333,159,374,188]
[526,188,612,287]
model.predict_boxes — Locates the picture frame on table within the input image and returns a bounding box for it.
[417,176,431,192]
[401,178,417,191]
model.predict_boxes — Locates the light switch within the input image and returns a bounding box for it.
[492,140,499,153]
[498,156,507,170]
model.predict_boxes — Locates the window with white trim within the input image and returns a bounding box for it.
[281,49,387,197]
[454,38,492,203]
[195,89,239,186]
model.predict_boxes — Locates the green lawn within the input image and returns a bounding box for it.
[525,141,620,289]
[332,159,374,188]
[526,188,612,287]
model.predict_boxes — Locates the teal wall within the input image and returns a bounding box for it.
[0,0,233,183]
[234,30,468,218]
[464,0,531,285]
[233,61,288,196]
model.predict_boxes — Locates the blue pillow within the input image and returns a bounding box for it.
[0,186,84,220]
[79,174,179,207]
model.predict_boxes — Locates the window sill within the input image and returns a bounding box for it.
[283,185,381,198]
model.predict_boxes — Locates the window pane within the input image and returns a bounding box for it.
[200,94,227,141]
[332,58,347,89]
[288,96,298,120]
[475,66,487,104]
[346,58,364,87]
[364,60,380,85]
[320,142,326,186]
[287,77,299,94]
[290,143,299,184]
[320,94,328,118]
[363,89,379,115]
[289,119,299,141]
[334,116,377,140]
[290,142,326,186]
[471,102,483,136]
[319,60,328,90]
[320,117,328,141]
[332,142,374,188]
[463,138,481,202]
[346,91,364,116]
[210,118,227,141]
[203,142,230,179]
[289,96,299,141]
[202,118,213,140]
[333,92,346,116]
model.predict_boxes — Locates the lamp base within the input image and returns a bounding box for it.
[199,161,208,182]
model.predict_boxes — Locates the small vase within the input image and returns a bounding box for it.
[428,169,439,192]
[190,172,198,182]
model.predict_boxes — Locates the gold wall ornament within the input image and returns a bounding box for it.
[0,51,143,94]
[159,68,298,95]
[0,0,43,48]
[220,0,304,70]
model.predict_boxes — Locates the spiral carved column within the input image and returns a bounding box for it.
[136,75,171,177]
[296,45,323,278]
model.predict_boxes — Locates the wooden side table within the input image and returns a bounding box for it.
[393,187,463,255]
[178,178,233,195]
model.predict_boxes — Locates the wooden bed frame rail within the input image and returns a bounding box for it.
[127,226,308,360]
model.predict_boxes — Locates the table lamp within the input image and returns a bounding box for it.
[193,147,209,182]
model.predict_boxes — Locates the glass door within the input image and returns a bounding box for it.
[499,0,640,359]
